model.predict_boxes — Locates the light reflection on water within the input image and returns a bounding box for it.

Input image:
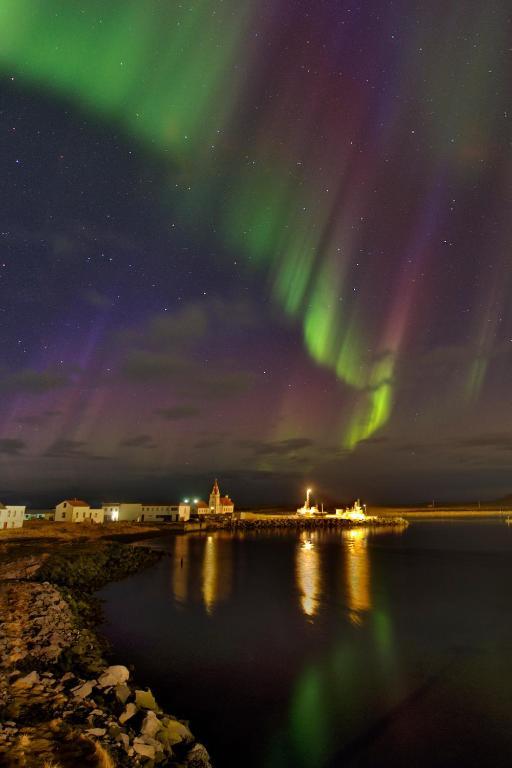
[296,532,321,617]
[99,522,512,768]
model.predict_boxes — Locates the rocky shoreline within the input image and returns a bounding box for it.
[0,543,212,768]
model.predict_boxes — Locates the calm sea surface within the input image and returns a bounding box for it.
[98,522,512,767]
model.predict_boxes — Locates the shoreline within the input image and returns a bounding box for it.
[0,538,212,767]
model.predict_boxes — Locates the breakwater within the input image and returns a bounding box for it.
[202,515,408,532]
[0,542,212,768]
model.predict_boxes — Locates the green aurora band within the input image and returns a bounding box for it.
[1,1,507,447]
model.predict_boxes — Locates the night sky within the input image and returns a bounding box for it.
[1,1,511,507]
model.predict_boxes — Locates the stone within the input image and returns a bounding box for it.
[86,728,107,737]
[61,672,75,683]
[72,680,95,700]
[109,724,122,739]
[97,665,129,688]
[119,702,138,724]
[115,682,131,704]
[133,738,155,759]
[141,711,162,739]
[135,688,160,712]
[187,743,212,768]
[165,719,193,746]
[12,671,39,688]
[119,733,130,751]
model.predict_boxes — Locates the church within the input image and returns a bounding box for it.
[196,479,234,515]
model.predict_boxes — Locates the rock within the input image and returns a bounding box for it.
[119,732,130,751]
[109,724,122,739]
[133,738,155,759]
[86,728,106,737]
[12,671,39,688]
[61,672,75,683]
[135,688,160,712]
[119,702,138,724]
[97,665,130,688]
[72,680,95,700]
[164,719,193,746]
[141,710,162,739]
[187,743,212,768]
[115,682,131,704]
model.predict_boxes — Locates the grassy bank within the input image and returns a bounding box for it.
[0,519,165,543]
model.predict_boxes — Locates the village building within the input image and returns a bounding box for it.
[0,503,25,530]
[102,503,142,522]
[102,502,190,523]
[55,499,104,523]
[140,504,180,523]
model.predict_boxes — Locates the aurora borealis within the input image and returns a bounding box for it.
[1,1,511,505]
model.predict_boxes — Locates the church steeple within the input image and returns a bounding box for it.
[209,478,220,513]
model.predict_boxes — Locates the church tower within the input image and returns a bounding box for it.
[209,479,220,514]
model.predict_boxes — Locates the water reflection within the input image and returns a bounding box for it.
[172,533,233,614]
[202,534,233,614]
[172,535,190,604]
[342,527,371,624]
[296,533,321,618]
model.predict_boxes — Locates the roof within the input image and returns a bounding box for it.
[62,499,89,507]
[197,501,208,508]
[220,497,233,505]
[211,479,220,494]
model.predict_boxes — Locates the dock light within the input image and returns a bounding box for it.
[184,498,189,503]
[193,498,199,503]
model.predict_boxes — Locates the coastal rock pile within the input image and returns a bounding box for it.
[0,580,212,767]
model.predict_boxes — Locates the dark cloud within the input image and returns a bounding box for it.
[0,438,26,456]
[455,433,512,451]
[120,434,155,448]
[44,439,87,457]
[240,438,314,457]
[155,406,201,420]
[0,368,69,394]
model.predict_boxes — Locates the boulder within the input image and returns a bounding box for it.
[86,728,106,737]
[12,671,39,689]
[187,743,212,768]
[133,738,155,759]
[165,719,193,746]
[119,733,130,751]
[72,680,95,700]
[115,682,131,705]
[141,710,162,739]
[97,665,129,688]
[119,702,138,724]
[135,688,160,712]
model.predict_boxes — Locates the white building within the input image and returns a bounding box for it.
[55,499,90,523]
[140,505,180,522]
[102,503,142,522]
[0,504,25,530]
[55,499,104,523]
